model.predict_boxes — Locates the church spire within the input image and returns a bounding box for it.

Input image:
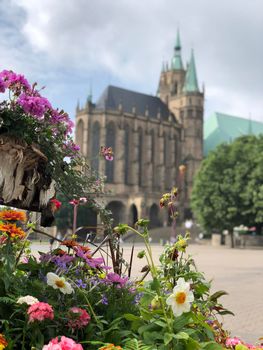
[183,49,199,92]
[171,29,184,70]
[87,81,93,104]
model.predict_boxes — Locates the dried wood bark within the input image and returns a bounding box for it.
[0,135,55,211]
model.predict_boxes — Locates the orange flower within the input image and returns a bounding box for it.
[0,210,26,222]
[0,223,26,239]
[99,345,122,350]
[61,240,79,248]
[0,333,8,349]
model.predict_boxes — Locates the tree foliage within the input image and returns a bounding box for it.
[191,135,263,233]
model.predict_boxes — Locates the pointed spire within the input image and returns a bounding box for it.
[162,61,166,73]
[171,29,184,70]
[76,99,80,112]
[183,49,199,93]
[87,81,93,104]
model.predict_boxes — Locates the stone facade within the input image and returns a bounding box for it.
[75,33,204,227]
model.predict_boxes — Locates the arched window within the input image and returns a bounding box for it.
[124,125,130,185]
[91,122,100,172]
[138,127,143,187]
[105,122,115,183]
[150,129,155,188]
[76,119,84,153]
[163,132,171,189]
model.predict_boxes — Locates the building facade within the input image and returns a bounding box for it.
[75,32,204,227]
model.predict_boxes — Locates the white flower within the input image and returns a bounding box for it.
[46,272,73,294]
[166,278,194,317]
[17,295,39,305]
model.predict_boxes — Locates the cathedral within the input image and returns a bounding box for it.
[75,31,204,228]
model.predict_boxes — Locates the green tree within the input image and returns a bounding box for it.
[191,135,263,237]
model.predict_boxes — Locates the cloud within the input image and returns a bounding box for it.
[1,0,263,120]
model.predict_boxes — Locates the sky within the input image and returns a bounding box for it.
[0,0,263,124]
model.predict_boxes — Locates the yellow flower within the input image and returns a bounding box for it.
[0,334,8,350]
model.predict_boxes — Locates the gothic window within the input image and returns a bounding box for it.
[124,125,130,185]
[138,128,143,187]
[91,121,100,173]
[188,109,193,118]
[163,132,171,189]
[150,129,156,188]
[105,122,115,183]
[76,119,84,153]
[171,82,178,95]
[180,110,184,121]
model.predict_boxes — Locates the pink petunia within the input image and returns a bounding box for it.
[27,302,54,323]
[42,336,83,350]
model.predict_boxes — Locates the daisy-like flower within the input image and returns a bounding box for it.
[17,295,39,305]
[46,272,73,294]
[166,277,194,317]
[0,210,26,222]
[0,223,26,239]
[0,333,8,350]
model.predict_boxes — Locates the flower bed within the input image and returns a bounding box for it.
[1,205,262,350]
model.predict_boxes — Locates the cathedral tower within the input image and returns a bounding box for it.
[158,31,204,216]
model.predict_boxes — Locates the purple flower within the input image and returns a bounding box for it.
[133,292,144,305]
[18,93,51,118]
[53,254,75,270]
[0,77,5,93]
[105,273,129,287]
[0,70,31,93]
[75,246,105,268]
[75,279,87,289]
[101,294,108,305]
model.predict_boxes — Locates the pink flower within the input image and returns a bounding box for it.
[67,307,91,330]
[69,199,79,206]
[0,77,5,93]
[225,337,242,347]
[42,336,83,350]
[100,146,114,161]
[106,272,129,287]
[27,302,54,322]
[0,69,31,93]
[18,93,51,118]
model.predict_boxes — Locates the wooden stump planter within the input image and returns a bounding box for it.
[0,134,55,212]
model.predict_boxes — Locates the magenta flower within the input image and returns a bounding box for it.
[0,78,5,93]
[18,93,51,118]
[106,272,129,287]
[100,146,114,161]
[0,69,31,93]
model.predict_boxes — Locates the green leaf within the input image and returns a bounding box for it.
[164,332,173,345]
[209,290,228,301]
[173,331,189,340]
[201,341,225,350]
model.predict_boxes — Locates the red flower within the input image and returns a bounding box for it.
[50,198,62,209]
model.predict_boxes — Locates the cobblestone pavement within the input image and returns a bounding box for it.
[31,242,263,343]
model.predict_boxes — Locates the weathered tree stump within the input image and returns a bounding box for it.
[0,135,55,211]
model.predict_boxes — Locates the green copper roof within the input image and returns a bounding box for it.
[183,49,199,92]
[204,112,263,156]
[171,30,184,70]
